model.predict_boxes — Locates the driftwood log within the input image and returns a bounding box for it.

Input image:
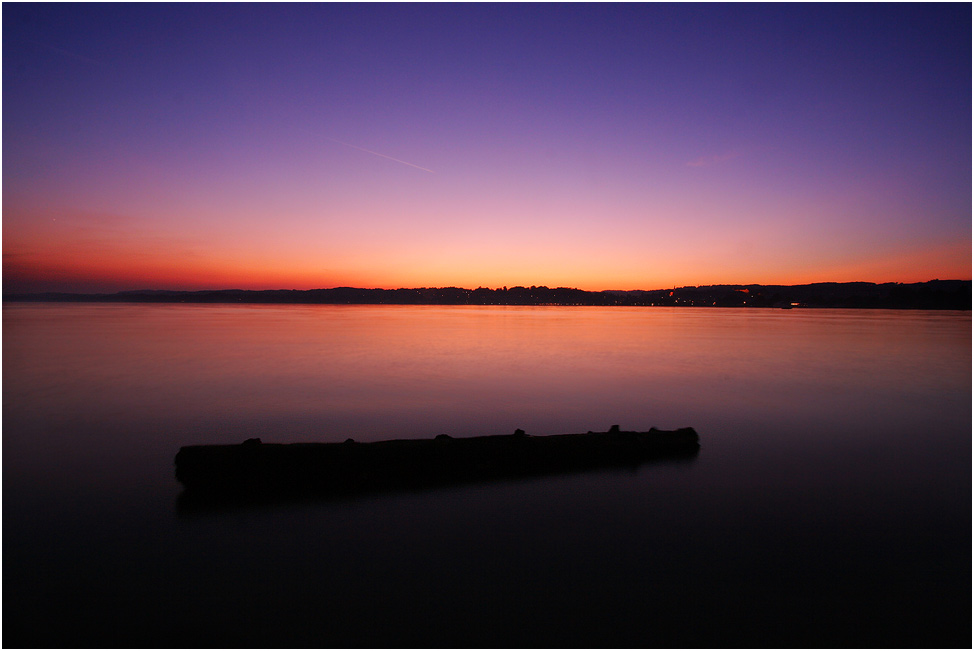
[176,427,699,506]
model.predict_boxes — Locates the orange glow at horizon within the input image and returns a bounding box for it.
[4,197,970,294]
[5,226,970,295]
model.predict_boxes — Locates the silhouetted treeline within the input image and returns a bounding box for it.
[5,280,971,309]
[606,280,972,309]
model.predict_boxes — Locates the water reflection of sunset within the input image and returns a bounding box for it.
[7,304,967,447]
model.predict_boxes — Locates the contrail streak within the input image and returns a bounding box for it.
[325,137,435,173]
[19,36,101,65]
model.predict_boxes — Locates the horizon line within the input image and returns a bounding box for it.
[5,278,971,297]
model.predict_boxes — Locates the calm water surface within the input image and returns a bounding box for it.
[4,304,970,647]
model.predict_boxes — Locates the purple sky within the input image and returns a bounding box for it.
[4,3,970,292]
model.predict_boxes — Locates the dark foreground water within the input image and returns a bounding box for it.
[3,304,970,648]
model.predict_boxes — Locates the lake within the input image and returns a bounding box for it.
[3,303,970,647]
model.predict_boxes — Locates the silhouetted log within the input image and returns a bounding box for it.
[175,428,699,501]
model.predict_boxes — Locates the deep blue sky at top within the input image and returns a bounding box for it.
[3,3,971,291]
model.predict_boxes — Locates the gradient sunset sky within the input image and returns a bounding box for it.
[4,3,971,293]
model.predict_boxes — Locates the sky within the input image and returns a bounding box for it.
[3,2,971,293]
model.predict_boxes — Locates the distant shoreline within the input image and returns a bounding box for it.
[4,280,970,310]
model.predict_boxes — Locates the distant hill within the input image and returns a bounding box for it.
[4,280,971,310]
